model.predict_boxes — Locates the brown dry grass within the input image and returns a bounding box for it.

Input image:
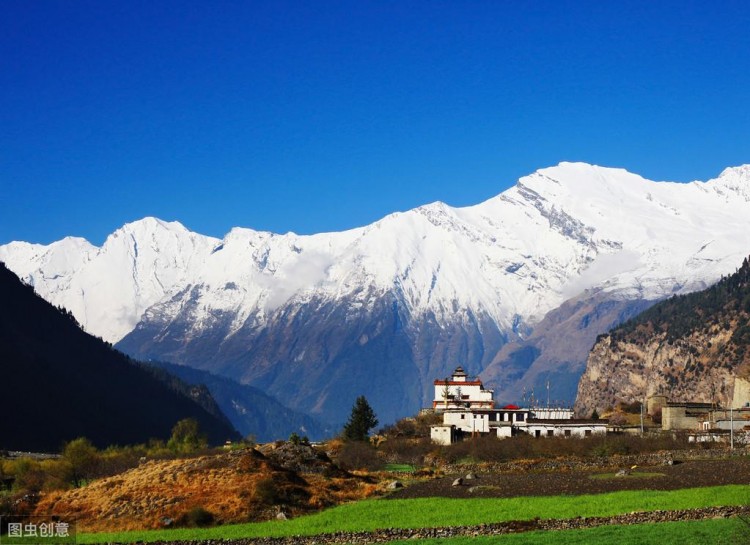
[33,448,380,532]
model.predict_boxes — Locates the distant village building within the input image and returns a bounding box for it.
[433,367,494,410]
[524,420,604,438]
[732,377,750,409]
[430,366,605,444]
[655,377,750,432]
[661,402,714,431]
[650,377,750,444]
[528,407,575,420]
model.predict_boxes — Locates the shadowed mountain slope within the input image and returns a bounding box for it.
[0,262,238,451]
[150,361,331,441]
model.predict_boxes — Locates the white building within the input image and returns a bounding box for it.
[522,419,607,438]
[428,367,603,444]
[431,425,460,446]
[433,366,494,410]
[529,407,575,420]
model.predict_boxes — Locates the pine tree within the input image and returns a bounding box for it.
[342,395,379,441]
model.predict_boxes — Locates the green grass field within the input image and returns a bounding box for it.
[77,484,750,544]
[406,518,748,545]
[384,463,417,472]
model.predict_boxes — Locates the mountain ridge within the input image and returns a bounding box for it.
[3,162,750,425]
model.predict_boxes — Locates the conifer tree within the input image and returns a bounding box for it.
[342,395,378,441]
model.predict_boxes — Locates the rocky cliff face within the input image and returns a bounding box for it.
[482,291,655,406]
[575,327,741,417]
[575,257,750,416]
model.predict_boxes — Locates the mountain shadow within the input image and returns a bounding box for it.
[149,361,332,442]
[0,262,239,452]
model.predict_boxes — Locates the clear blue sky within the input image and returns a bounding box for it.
[2,1,750,245]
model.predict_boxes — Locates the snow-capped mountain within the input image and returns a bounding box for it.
[0,218,217,343]
[3,162,750,426]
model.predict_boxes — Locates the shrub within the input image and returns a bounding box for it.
[252,475,310,509]
[378,437,434,466]
[167,418,208,453]
[435,432,694,464]
[179,506,215,527]
[618,401,642,414]
[288,433,310,446]
[253,478,281,506]
[335,440,384,471]
[61,437,101,487]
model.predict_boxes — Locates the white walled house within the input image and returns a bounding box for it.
[433,367,495,410]
[428,367,601,444]
[529,407,575,420]
[430,425,459,446]
[522,420,607,438]
[441,406,531,434]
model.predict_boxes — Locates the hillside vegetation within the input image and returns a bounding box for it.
[612,255,750,357]
[33,444,377,532]
[576,255,750,415]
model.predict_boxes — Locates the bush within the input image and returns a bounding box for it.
[618,401,642,414]
[380,412,443,438]
[253,478,281,506]
[378,437,434,466]
[252,475,310,508]
[179,506,215,527]
[10,459,46,493]
[288,433,310,446]
[435,433,694,464]
[61,437,101,487]
[335,440,384,471]
[167,418,208,453]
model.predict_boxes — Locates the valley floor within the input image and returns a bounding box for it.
[75,461,750,544]
[391,456,750,499]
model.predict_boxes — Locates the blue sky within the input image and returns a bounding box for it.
[2,1,750,245]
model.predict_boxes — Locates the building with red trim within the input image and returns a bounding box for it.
[433,366,494,410]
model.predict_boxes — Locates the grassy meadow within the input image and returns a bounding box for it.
[407,518,748,545]
[78,484,750,544]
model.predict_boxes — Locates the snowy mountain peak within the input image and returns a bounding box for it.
[106,217,195,244]
[3,162,750,426]
[519,162,651,197]
[2,163,750,347]
[707,164,750,201]
[717,164,750,181]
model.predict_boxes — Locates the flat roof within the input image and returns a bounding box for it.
[527,419,607,425]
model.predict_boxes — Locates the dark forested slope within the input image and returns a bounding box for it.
[0,262,238,451]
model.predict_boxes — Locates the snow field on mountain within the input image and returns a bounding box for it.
[2,162,750,345]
